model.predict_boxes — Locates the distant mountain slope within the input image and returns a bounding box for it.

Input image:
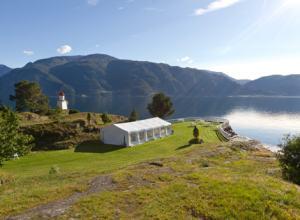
[240,75,300,95]
[1,54,299,115]
[0,64,11,77]
[0,54,240,109]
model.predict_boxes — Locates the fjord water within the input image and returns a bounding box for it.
[56,95,300,147]
[174,96,300,147]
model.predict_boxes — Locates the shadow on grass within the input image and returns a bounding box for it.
[75,140,125,153]
[176,144,192,150]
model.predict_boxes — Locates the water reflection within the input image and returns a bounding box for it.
[224,109,300,146]
[49,95,300,146]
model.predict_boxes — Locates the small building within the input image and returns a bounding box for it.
[100,117,173,147]
[57,91,68,110]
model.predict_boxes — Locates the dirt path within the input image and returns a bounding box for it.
[6,175,116,220]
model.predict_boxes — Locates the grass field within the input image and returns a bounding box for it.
[0,122,221,217]
[1,121,300,219]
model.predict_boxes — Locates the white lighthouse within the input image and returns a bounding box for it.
[57,91,68,110]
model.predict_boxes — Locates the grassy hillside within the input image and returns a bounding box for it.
[19,112,126,150]
[1,122,300,219]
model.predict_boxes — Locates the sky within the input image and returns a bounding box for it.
[1,0,300,79]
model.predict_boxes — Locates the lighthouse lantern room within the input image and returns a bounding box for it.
[57,91,68,110]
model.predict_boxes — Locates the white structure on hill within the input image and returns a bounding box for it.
[57,91,68,110]
[100,117,173,147]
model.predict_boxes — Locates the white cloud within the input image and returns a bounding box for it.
[194,0,241,16]
[177,56,194,64]
[23,50,34,56]
[57,45,72,54]
[87,0,99,6]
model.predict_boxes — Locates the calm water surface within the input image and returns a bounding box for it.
[223,109,300,148]
[54,95,300,148]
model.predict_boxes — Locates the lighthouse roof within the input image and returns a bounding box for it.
[58,91,65,96]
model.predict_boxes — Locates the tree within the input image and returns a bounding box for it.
[129,109,139,122]
[101,113,111,124]
[278,135,300,184]
[193,126,199,139]
[0,107,33,165]
[147,92,175,119]
[87,113,92,126]
[10,80,49,115]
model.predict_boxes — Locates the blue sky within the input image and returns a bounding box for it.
[1,0,300,79]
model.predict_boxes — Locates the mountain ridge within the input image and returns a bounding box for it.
[1,54,300,115]
[0,64,12,77]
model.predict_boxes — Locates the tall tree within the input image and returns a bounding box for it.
[0,107,33,165]
[10,80,49,114]
[147,92,175,119]
[129,109,139,122]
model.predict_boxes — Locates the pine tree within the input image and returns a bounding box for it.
[147,92,175,119]
[10,80,49,115]
[129,109,139,122]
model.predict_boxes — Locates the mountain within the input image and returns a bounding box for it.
[1,54,300,116]
[0,64,11,77]
[236,79,251,85]
[240,75,300,96]
[0,54,240,115]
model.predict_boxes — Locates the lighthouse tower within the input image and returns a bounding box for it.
[57,91,68,110]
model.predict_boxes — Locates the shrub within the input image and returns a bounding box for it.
[129,109,139,122]
[0,107,33,165]
[101,113,111,124]
[49,165,60,175]
[69,109,80,114]
[193,126,199,139]
[278,135,300,184]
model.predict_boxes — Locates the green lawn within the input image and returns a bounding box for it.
[0,122,221,217]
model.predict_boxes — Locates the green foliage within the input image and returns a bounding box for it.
[69,109,80,114]
[0,107,33,165]
[129,109,139,122]
[101,113,111,124]
[10,80,49,115]
[193,126,199,139]
[278,135,300,184]
[87,113,92,126]
[147,92,175,119]
[49,165,60,175]
[46,108,64,121]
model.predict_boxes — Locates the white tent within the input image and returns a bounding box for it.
[100,117,173,147]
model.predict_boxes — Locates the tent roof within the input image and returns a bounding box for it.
[114,117,171,133]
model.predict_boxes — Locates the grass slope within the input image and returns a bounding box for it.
[1,122,300,219]
[0,122,220,217]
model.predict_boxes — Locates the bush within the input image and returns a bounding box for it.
[69,109,80,114]
[101,113,111,124]
[0,108,33,165]
[278,135,300,184]
[49,165,60,175]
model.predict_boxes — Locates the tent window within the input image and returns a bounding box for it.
[161,127,166,136]
[130,133,138,143]
[167,126,172,134]
[139,131,145,142]
[147,130,153,139]
[154,128,160,137]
